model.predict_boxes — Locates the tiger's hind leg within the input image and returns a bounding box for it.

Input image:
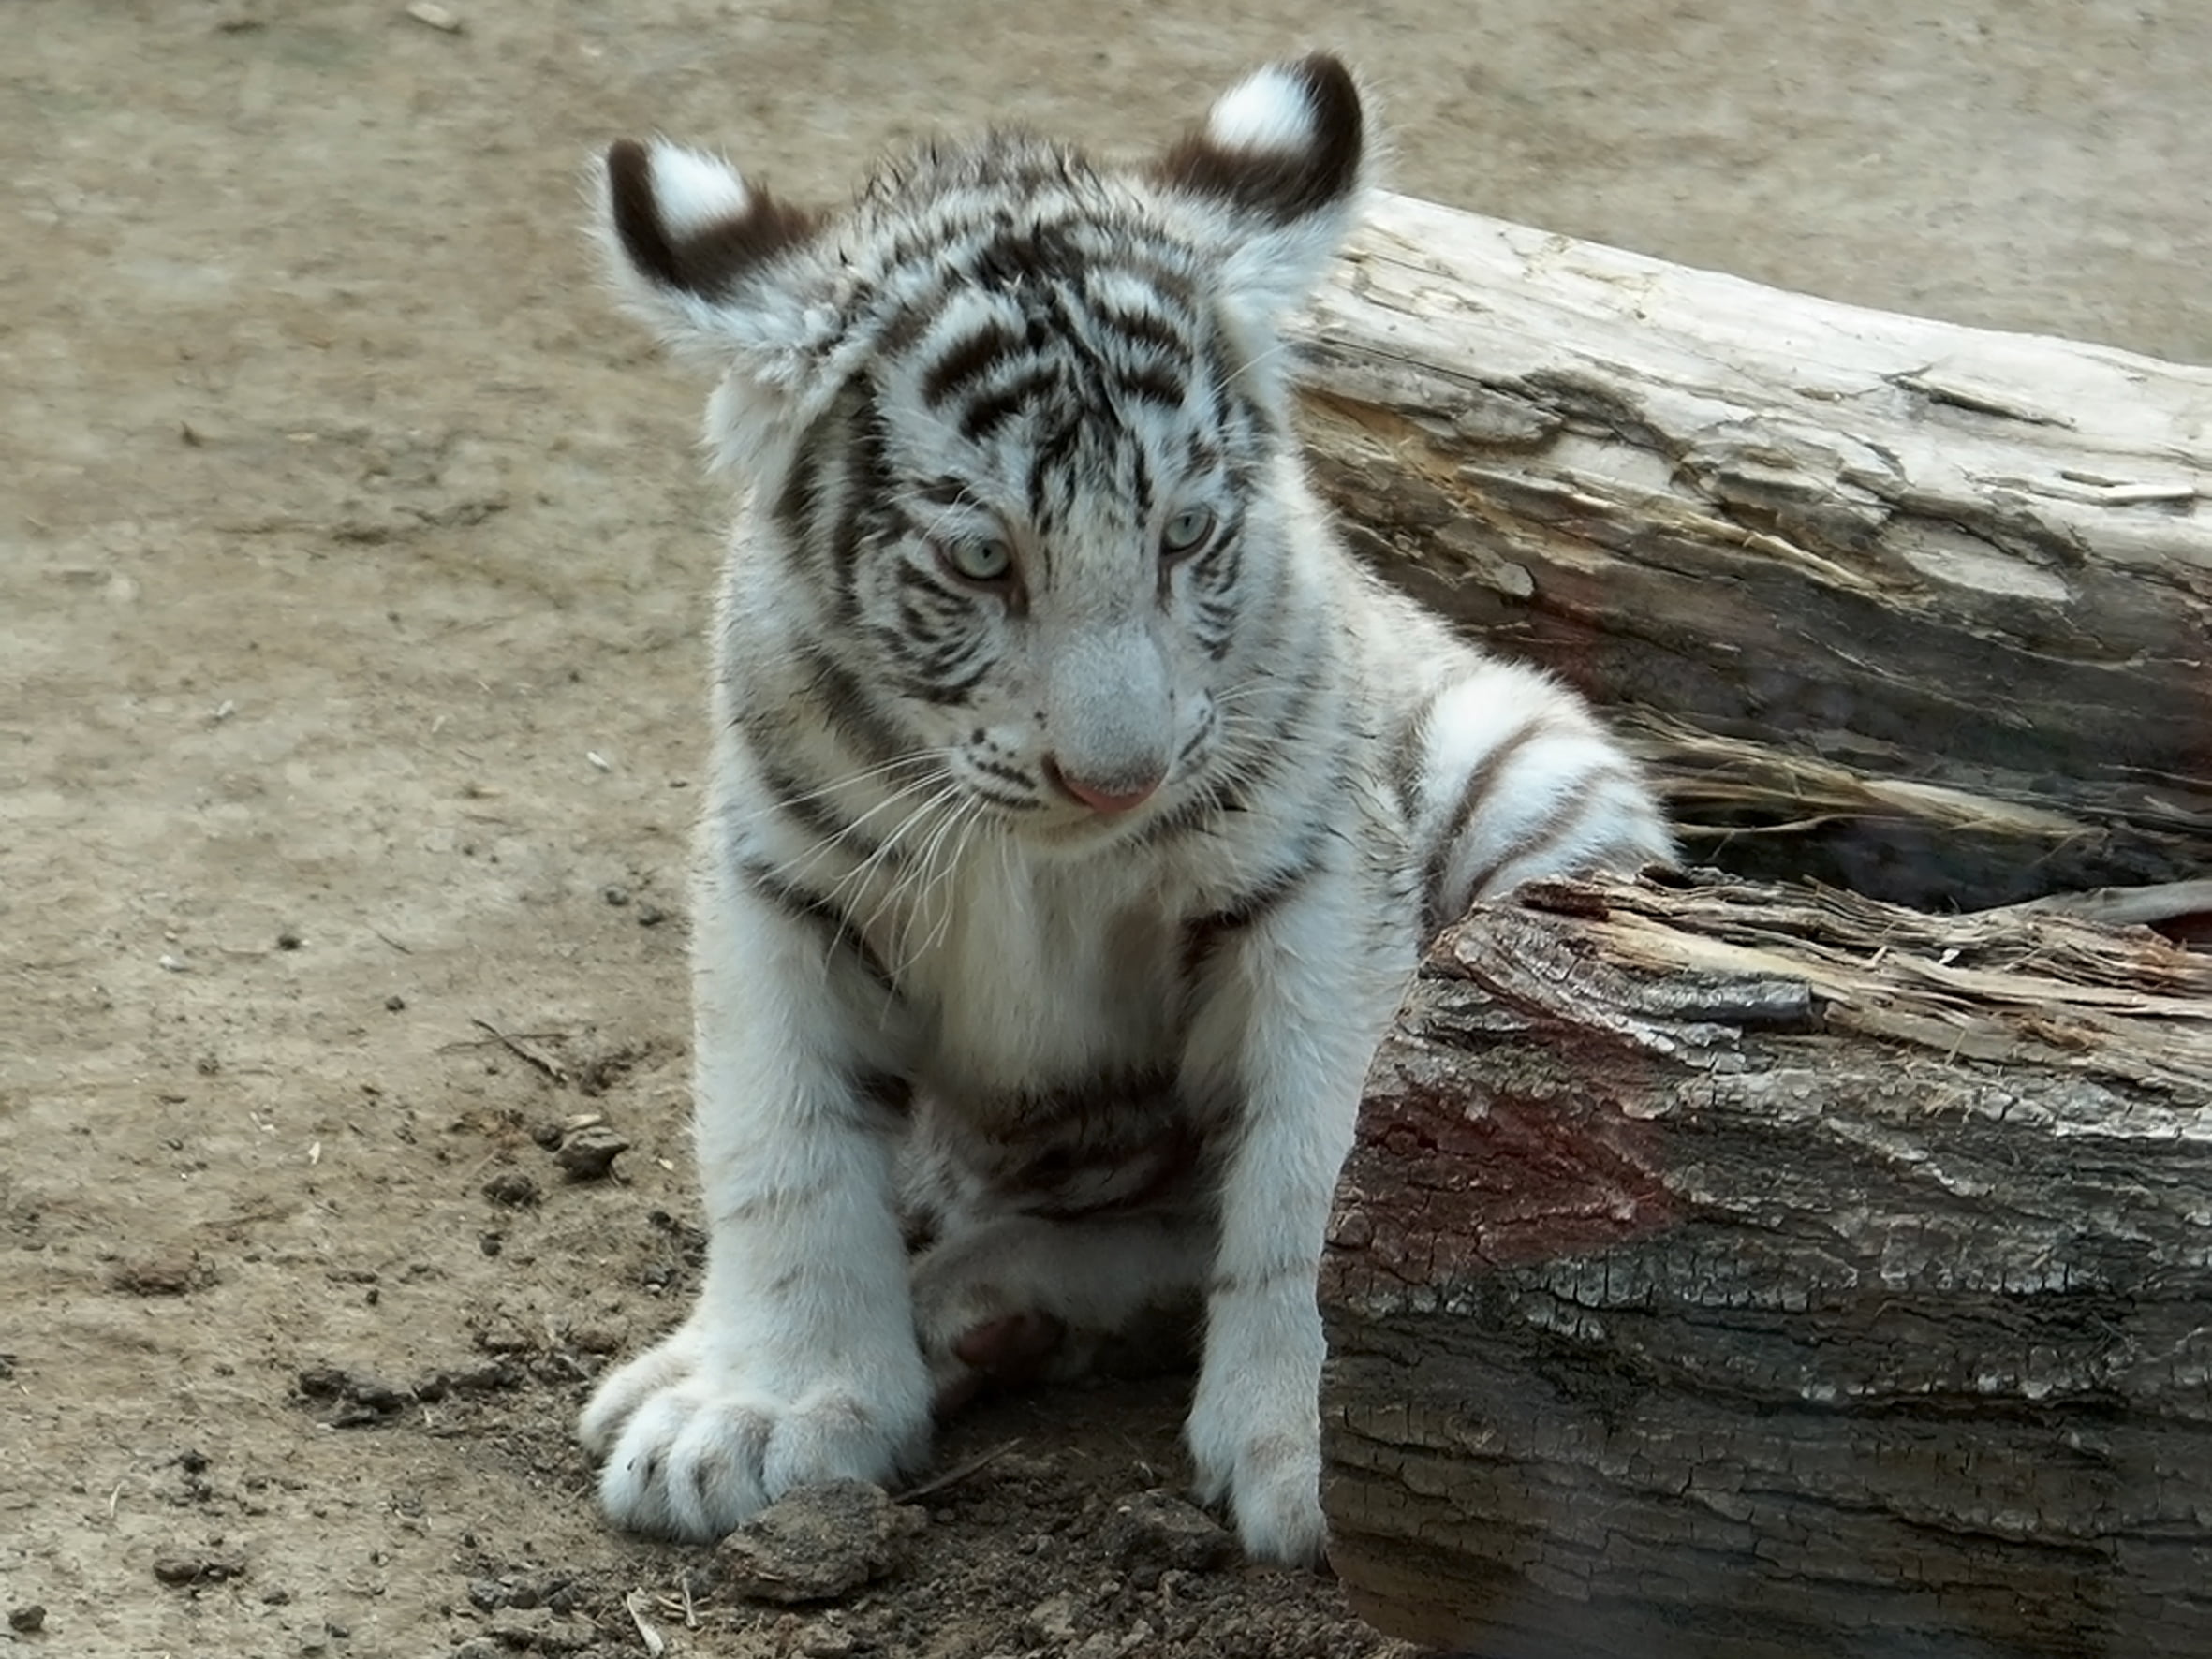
[910,1210,1209,1412]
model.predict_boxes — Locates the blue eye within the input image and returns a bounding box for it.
[1161,506,1214,556]
[941,536,1013,583]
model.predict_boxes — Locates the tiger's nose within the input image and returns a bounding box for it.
[1043,756,1163,815]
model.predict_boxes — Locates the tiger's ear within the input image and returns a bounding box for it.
[1150,54,1369,323]
[594,139,830,383]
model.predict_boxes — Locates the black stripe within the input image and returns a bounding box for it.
[1456,766,1641,903]
[738,859,897,988]
[757,760,889,859]
[1026,418,1084,528]
[1420,717,1557,936]
[1384,694,1437,823]
[971,217,1088,289]
[970,755,1037,793]
[1082,255,1198,310]
[1129,443,1155,528]
[771,435,822,555]
[900,662,986,706]
[796,643,909,765]
[961,366,1060,445]
[966,784,1044,812]
[1172,709,1215,772]
[1115,363,1187,410]
[1093,300,1189,360]
[1179,850,1323,981]
[1135,773,1246,845]
[824,394,895,627]
[913,474,979,511]
[854,1071,914,1120]
[922,320,1025,407]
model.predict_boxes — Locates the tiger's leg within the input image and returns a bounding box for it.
[577,825,931,1540]
[911,1209,1210,1408]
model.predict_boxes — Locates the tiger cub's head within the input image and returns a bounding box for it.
[597,58,1368,840]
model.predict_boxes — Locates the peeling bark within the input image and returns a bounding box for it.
[1292,195,2212,908]
[1320,874,2212,1658]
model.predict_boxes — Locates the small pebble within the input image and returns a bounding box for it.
[601,885,631,907]
[404,1,464,31]
[480,1171,539,1209]
[552,1123,629,1182]
[1099,1489,1233,1578]
[153,1547,247,1586]
[635,903,668,928]
[384,994,406,1012]
[113,1252,210,1297]
[276,929,303,950]
[717,1481,924,1604]
[7,1605,46,1634]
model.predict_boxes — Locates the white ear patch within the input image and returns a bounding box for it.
[1205,65,1320,155]
[643,143,754,238]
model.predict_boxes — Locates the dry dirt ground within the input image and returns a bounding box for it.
[5,4,2208,1656]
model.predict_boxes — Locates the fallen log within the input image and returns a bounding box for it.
[1292,194,2212,908]
[1320,872,2212,1658]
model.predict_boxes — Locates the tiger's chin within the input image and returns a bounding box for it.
[1009,804,1163,854]
[998,771,1216,855]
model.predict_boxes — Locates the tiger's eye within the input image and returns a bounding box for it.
[1161,506,1215,556]
[942,536,1014,583]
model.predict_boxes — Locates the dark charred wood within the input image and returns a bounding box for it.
[1320,873,2212,1658]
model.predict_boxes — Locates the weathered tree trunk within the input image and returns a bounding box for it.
[1291,194,2212,909]
[1320,874,2212,1658]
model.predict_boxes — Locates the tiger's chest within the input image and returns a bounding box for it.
[907,852,1188,1093]
[892,848,1220,1219]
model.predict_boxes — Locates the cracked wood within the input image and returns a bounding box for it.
[1320,873,2212,1657]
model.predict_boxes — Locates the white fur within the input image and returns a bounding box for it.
[644,142,753,237]
[1206,65,1321,155]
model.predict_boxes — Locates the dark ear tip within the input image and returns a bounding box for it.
[1290,51,1363,139]
[1291,52,1356,96]
[603,139,685,292]
[604,138,652,201]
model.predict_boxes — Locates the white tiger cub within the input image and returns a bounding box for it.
[577,55,1673,1564]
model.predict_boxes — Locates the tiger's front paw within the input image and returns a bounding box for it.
[1187,1378,1327,1566]
[578,1320,931,1541]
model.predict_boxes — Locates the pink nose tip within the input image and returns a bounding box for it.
[1046,758,1162,815]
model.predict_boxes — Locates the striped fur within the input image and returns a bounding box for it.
[577,55,1673,1565]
